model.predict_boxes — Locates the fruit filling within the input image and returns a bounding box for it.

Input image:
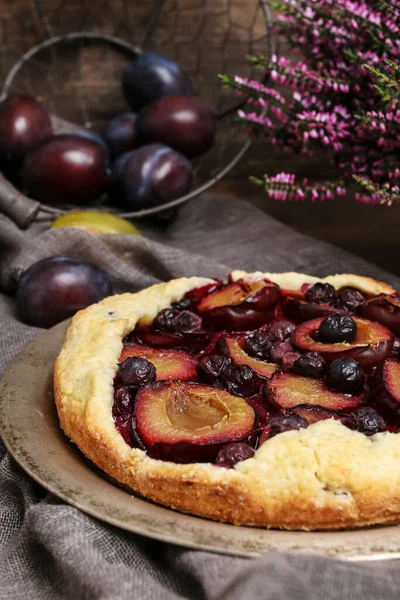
[112,277,400,465]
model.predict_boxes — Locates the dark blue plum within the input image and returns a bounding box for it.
[136,95,215,158]
[122,51,194,111]
[111,143,192,210]
[326,357,365,394]
[0,95,53,170]
[72,129,109,154]
[21,135,109,205]
[102,113,139,159]
[118,357,156,387]
[16,256,113,328]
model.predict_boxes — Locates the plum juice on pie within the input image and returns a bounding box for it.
[112,278,400,466]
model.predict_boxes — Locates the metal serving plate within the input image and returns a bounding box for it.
[1,321,400,560]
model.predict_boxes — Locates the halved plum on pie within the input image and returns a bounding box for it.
[284,297,346,323]
[293,317,393,368]
[362,295,400,336]
[135,382,255,462]
[267,372,365,410]
[217,337,277,378]
[120,344,198,381]
[197,279,280,330]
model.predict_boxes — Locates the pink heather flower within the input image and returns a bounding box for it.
[224,0,400,205]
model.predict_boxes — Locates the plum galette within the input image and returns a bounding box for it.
[54,271,400,530]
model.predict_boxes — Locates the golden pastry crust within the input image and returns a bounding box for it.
[230,270,396,296]
[54,271,400,530]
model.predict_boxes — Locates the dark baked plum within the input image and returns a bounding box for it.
[111,144,192,210]
[16,256,113,328]
[362,295,400,336]
[391,337,400,358]
[172,310,202,333]
[270,341,293,364]
[171,296,191,311]
[153,308,180,332]
[284,297,345,324]
[198,279,280,331]
[305,282,338,305]
[0,95,52,170]
[185,281,222,303]
[153,308,202,334]
[293,351,327,378]
[244,332,272,360]
[279,287,305,300]
[344,407,386,436]
[147,331,210,354]
[120,344,198,381]
[280,352,301,372]
[118,356,157,387]
[199,279,279,313]
[318,313,357,344]
[217,338,277,379]
[136,95,215,158]
[339,288,365,313]
[134,330,184,348]
[268,320,296,342]
[198,354,233,383]
[103,113,139,158]
[215,442,255,467]
[223,363,262,398]
[267,372,365,410]
[21,134,109,204]
[112,386,133,420]
[293,316,393,369]
[114,416,134,446]
[122,51,194,112]
[373,359,400,424]
[326,358,365,395]
[245,392,270,430]
[135,382,255,462]
[259,414,308,445]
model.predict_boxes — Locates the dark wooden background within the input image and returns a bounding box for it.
[2,0,400,276]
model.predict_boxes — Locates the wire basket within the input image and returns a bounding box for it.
[0,0,274,228]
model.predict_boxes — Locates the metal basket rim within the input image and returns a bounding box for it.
[1,1,275,222]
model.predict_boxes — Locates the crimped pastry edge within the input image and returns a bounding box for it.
[54,271,400,530]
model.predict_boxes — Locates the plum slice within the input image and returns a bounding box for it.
[135,382,256,462]
[288,404,343,424]
[284,297,346,324]
[280,288,305,300]
[293,317,393,368]
[120,344,198,381]
[197,279,280,331]
[267,372,365,410]
[374,359,400,424]
[362,295,400,336]
[219,338,277,378]
[133,330,184,348]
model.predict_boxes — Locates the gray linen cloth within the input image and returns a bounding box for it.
[1,194,400,599]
